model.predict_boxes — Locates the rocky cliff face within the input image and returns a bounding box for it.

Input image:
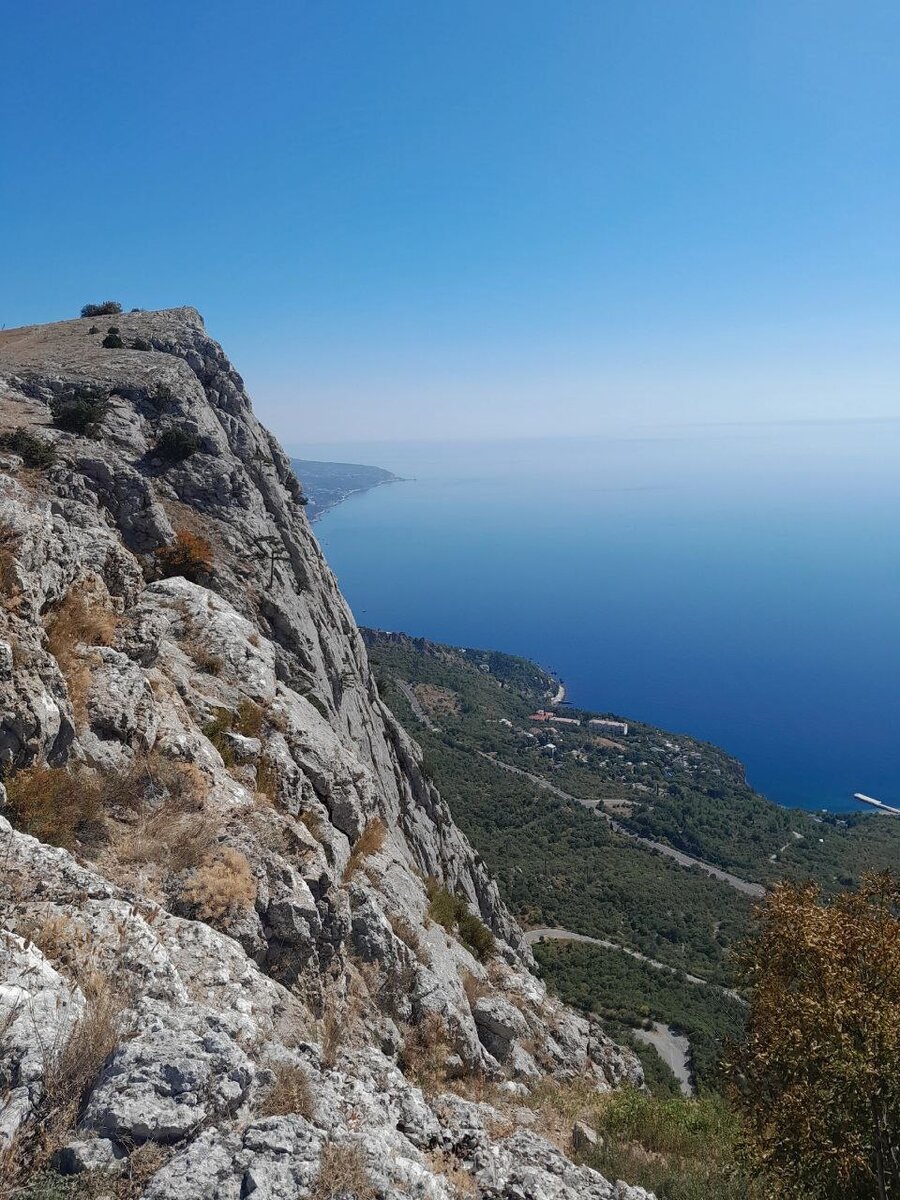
[0,309,647,1199]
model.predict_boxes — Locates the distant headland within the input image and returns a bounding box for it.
[290,458,404,520]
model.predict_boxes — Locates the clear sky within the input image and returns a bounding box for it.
[3,1,899,445]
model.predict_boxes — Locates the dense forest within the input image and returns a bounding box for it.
[365,628,900,1091]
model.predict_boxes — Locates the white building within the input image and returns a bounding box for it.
[589,718,628,736]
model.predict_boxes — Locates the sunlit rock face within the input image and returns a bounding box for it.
[0,309,647,1198]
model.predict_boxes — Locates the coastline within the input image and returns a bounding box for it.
[308,475,404,523]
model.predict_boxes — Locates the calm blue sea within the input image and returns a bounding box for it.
[296,424,900,814]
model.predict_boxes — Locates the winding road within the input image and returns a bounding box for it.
[476,751,765,899]
[396,680,441,733]
[522,927,745,1004]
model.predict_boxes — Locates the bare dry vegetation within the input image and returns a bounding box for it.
[319,1003,346,1069]
[342,817,386,882]
[414,683,461,717]
[16,911,89,981]
[189,641,224,675]
[259,1062,315,1119]
[181,846,257,923]
[0,973,128,1193]
[255,755,279,802]
[426,1149,478,1197]
[154,528,214,583]
[460,968,487,1007]
[398,1012,454,1091]
[234,697,265,738]
[0,525,22,611]
[97,757,216,899]
[44,582,120,722]
[4,764,105,851]
[312,1142,376,1200]
[389,913,423,959]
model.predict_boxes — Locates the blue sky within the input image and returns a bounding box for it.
[3,1,899,444]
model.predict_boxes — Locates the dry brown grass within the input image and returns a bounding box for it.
[188,641,224,675]
[300,810,324,841]
[312,1142,376,1200]
[44,581,119,722]
[181,846,257,923]
[17,912,88,980]
[4,764,106,851]
[0,973,127,1191]
[426,1149,479,1197]
[234,697,265,738]
[389,913,423,959]
[460,968,487,1008]
[398,1012,453,1091]
[319,1003,345,1069]
[154,528,214,582]
[0,525,22,611]
[259,1062,315,1119]
[101,757,215,897]
[342,817,386,882]
[255,755,279,802]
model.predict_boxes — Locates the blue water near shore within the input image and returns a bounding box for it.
[298,423,900,814]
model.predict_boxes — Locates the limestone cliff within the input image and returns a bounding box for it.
[0,308,648,1199]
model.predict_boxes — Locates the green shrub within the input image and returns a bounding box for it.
[202,707,235,766]
[87,324,99,334]
[80,300,122,318]
[457,909,495,961]
[49,385,111,436]
[0,427,56,468]
[427,878,495,961]
[102,328,124,349]
[132,336,152,352]
[154,425,201,463]
[581,1089,760,1200]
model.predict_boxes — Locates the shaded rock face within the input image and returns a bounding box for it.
[0,309,648,1198]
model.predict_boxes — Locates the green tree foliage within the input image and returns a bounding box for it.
[533,939,746,1091]
[728,873,900,1199]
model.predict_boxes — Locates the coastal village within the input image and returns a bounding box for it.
[505,709,630,760]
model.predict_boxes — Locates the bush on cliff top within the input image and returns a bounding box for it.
[80,300,122,318]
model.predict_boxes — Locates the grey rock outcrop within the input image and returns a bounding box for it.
[0,309,650,1198]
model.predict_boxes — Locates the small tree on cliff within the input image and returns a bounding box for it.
[728,872,900,1199]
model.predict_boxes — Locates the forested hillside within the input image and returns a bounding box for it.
[364,627,900,1091]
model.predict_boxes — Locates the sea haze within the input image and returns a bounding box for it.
[298,423,900,814]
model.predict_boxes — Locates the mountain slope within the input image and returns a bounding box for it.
[0,308,648,1199]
